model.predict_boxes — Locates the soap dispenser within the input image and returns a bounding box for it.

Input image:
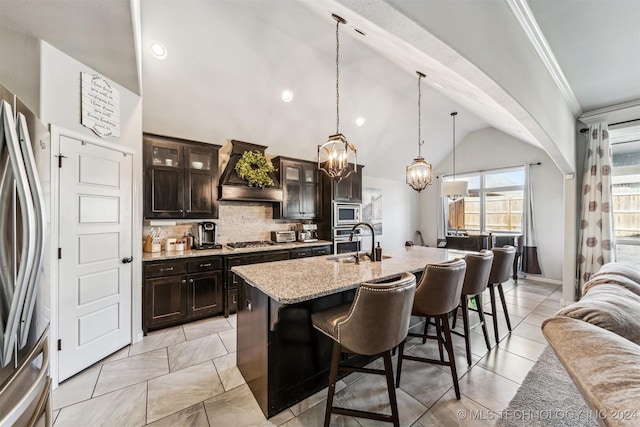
[375,242,382,262]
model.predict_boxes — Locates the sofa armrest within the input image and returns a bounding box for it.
[542,316,640,427]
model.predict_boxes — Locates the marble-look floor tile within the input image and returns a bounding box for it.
[203,383,295,426]
[407,338,475,379]
[100,345,130,363]
[511,322,547,344]
[281,397,360,427]
[168,333,228,372]
[183,316,232,341]
[504,289,547,303]
[415,389,496,426]
[476,348,535,384]
[55,382,146,427]
[458,365,520,413]
[539,298,563,310]
[94,348,168,396]
[53,364,101,410]
[145,403,209,427]
[52,410,60,424]
[213,352,245,391]
[532,304,561,317]
[129,326,186,357]
[395,359,453,408]
[227,314,237,329]
[218,328,237,353]
[335,369,427,427]
[147,361,224,423]
[288,380,347,416]
[497,334,547,362]
[522,312,548,327]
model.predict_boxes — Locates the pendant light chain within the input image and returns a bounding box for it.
[417,73,424,157]
[335,18,340,135]
[452,111,457,179]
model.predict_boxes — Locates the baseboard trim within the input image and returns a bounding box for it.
[519,274,562,285]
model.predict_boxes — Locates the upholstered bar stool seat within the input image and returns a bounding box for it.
[451,250,494,365]
[485,246,517,344]
[396,259,466,399]
[311,273,416,427]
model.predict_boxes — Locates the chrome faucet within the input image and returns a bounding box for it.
[349,222,376,262]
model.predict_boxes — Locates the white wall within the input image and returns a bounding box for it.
[362,175,421,250]
[0,26,40,113]
[38,42,144,385]
[420,127,564,281]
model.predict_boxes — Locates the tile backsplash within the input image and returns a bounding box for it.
[143,201,299,244]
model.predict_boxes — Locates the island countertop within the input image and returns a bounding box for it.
[232,245,461,304]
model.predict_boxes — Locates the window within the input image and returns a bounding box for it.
[444,167,525,235]
[611,138,640,263]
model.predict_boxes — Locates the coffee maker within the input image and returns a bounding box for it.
[192,221,221,249]
[295,223,318,242]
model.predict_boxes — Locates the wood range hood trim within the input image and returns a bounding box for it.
[218,140,283,202]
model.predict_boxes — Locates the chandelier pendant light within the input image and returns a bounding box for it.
[441,112,469,200]
[318,14,357,181]
[406,71,433,192]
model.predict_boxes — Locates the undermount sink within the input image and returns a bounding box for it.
[327,254,392,263]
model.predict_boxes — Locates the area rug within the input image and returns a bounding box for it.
[496,346,597,427]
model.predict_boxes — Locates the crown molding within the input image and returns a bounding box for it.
[579,99,640,125]
[506,0,583,117]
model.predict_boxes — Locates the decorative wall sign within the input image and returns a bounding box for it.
[81,72,120,138]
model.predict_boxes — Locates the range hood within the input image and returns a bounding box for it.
[218,140,283,202]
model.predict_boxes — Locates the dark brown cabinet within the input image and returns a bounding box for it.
[143,256,224,333]
[272,157,321,220]
[144,133,221,219]
[330,164,363,203]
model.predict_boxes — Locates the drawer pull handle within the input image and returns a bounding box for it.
[200,263,212,268]
[163,267,174,272]
[189,279,194,284]
[181,279,186,284]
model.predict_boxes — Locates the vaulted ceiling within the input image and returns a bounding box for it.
[1,0,638,180]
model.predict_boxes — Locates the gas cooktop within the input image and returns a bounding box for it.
[226,240,278,249]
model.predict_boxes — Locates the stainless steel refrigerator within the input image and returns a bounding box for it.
[0,82,51,426]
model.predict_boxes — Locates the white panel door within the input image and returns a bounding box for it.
[58,135,132,381]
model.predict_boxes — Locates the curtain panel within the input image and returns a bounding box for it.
[522,163,542,274]
[577,122,616,292]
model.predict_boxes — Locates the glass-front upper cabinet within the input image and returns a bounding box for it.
[188,151,213,171]
[152,145,180,168]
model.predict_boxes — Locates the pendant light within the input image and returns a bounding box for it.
[318,14,357,181]
[406,71,433,192]
[441,112,469,199]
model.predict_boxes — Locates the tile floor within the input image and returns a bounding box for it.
[52,278,562,426]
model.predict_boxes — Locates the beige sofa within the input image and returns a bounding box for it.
[542,262,640,427]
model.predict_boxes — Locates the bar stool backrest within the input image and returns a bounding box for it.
[414,259,467,316]
[462,250,494,296]
[338,272,416,356]
[489,246,517,284]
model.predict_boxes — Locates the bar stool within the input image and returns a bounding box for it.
[486,245,517,344]
[311,273,416,427]
[451,250,494,365]
[395,259,466,399]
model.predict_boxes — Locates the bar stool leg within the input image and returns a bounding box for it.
[452,305,459,329]
[422,317,430,344]
[475,294,491,351]
[488,284,500,344]
[441,314,461,399]
[460,295,472,365]
[435,318,444,362]
[497,284,512,331]
[324,341,341,427]
[383,350,400,427]
[395,340,405,388]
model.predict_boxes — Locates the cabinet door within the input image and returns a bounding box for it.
[332,165,362,203]
[283,162,303,218]
[185,144,219,218]
[144,275,187,331]
[144,137,185,218]
[187,271,224,318]
[301,163,320,218]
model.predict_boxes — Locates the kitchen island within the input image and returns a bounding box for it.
[232,245,453,418]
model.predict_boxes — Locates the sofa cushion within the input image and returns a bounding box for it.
[592,262,640,285]
[583,273,640,298]
[542,317,640,427]
[557,284,640,345]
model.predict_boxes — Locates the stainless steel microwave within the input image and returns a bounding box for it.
[333,203,361,226]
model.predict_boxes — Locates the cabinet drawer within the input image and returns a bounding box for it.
[227,250,290,267]
[145,260,187,278]
[290,248,312,259]
[187,257,223,273]
[312,245,332,257]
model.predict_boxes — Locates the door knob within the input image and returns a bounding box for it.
[122,256,133,264]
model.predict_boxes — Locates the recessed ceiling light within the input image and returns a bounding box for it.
[281,90,294,103]
[149,41,167,60]
[355,117,366,127]
[432,82,445,89]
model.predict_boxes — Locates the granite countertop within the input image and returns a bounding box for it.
[141,240,333,261]
[232,245,462,304]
